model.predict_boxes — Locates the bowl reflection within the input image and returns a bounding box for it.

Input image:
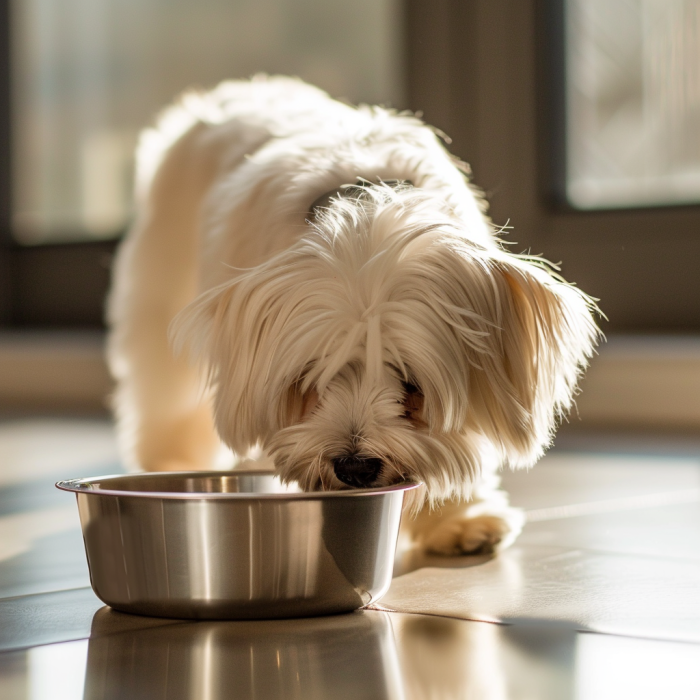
[84,607,404,700]
[83,606,579,700]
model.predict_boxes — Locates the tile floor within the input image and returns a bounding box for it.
[0,418,699,699]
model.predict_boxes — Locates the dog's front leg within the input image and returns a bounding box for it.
[402,470,524,556]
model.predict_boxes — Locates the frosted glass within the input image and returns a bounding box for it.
[566,0,700,209]
[11,0,403,243]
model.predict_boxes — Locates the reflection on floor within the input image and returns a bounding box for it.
[0,419,699,699]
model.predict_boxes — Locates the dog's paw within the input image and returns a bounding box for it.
[422,509,524,556]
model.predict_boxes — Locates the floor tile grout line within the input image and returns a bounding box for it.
[525,488,700,522]
[576,628,700,648]
[2,617,699,657]
[369,605,502,626]
[393,544,700,577]
[0,618,191,655]
[514,543,700,564]
[0,460,124,491]
[372,608,700,647]
[0,635,91,655]
[0,585,93,604]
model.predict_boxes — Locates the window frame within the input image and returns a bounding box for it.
[2,0,699,331]
[0,0,116,328]
[404,0,700,332]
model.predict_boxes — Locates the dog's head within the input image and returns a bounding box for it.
[173,186,598,502]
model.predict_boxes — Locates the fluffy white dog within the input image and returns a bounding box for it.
[108,76,598,555]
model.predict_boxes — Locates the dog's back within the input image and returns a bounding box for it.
[108,76,348,471]
[134,76,353,198]
[107,76,492,472]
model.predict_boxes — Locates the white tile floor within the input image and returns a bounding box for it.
[1,419,699,699]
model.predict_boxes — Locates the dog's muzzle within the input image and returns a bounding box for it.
[332,455,383,488]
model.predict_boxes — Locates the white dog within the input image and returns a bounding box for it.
[108,76,598,555]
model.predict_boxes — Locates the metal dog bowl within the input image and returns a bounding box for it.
[56,471,419,620]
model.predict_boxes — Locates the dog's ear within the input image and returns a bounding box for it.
[423,241,599,468]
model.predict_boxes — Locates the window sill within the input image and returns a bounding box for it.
[0,331,111,414]
[573,335,700,430]
[0,332,698,429]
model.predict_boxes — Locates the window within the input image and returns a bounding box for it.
[565,0,700,210]
[1,0,403,325]
[4,0,698,332]
[405,0,700,331]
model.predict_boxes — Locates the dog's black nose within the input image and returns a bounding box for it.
[332,455,382,488]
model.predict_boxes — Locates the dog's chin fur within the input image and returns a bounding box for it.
[109,76,599,553]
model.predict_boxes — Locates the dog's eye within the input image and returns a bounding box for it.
[402,381,420,395]
[400,380,424,424]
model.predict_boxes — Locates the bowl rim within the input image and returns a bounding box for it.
[55,469,423,500]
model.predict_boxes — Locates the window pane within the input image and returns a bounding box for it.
[11,0,403,244]
[565,0,700,210]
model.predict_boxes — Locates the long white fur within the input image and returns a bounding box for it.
[108,76,599,554]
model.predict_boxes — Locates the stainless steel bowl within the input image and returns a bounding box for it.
[56,471,419,620]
